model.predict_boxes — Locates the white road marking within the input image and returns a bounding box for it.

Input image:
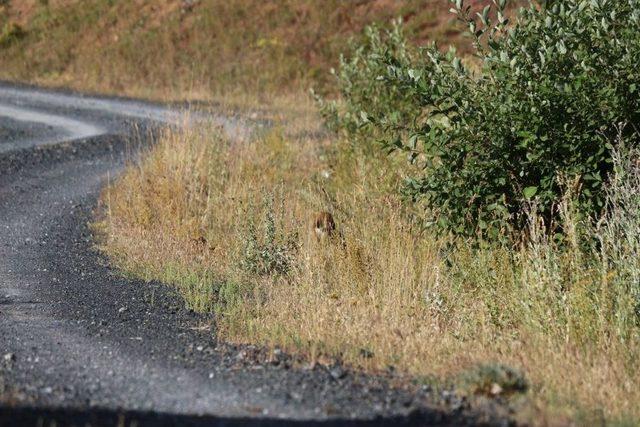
[0,85,251,143]
[0,103,105,142]
[0,86,180,124]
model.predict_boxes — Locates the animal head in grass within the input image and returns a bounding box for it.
[313,211,336,242]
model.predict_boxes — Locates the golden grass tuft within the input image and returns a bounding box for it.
[96,99,640,425]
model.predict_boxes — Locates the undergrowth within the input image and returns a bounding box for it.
[96,101,640,424]
[318,0,640,238]
[24,1,634,424]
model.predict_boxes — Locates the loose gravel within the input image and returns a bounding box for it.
[0,83,515,426]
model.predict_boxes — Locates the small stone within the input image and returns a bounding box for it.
[329,366,346,380]
[441,390,454,404]
[449,395,465,411]
[490,383,503,396]
[118,307,126,314]
[288,391,302,402]
[268,348,283,365]
[3,353,15,363]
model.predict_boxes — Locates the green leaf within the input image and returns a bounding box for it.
[523,186,538,199]
[545,16,553,28]
[557,40,567,55]
[452,57,462,72]
[408,69,421,81]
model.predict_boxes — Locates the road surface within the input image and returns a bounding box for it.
[0,83,508,427]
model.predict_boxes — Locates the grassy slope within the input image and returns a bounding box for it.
[0,0,472,100]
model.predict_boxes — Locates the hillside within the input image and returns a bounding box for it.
[0,0,477,100]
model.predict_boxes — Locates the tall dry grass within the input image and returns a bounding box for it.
[95,106,640,425]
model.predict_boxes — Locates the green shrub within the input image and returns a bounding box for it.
[313,21,425,153]
[321,0,640,238]
[0,22,24,46]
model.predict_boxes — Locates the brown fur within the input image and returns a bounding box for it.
[313,211,336,241]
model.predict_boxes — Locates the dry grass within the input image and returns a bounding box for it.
[95,99,640,425]
[0,0,479,101]
[3,0,634,423]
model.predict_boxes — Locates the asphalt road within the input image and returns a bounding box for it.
[0,83,511,427]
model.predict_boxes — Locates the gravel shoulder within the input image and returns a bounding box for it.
[0,83,513,426]
[0,117,65,152]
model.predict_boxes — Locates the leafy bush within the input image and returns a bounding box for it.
[321,0,640,238]
[313,21,425,151]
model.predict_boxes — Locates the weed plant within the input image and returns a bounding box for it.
[96,107,640,423]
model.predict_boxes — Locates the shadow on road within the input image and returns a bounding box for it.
[0,406,463,427]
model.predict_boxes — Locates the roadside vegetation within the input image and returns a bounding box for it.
[97,109,640,424]
[3,0,638,424]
